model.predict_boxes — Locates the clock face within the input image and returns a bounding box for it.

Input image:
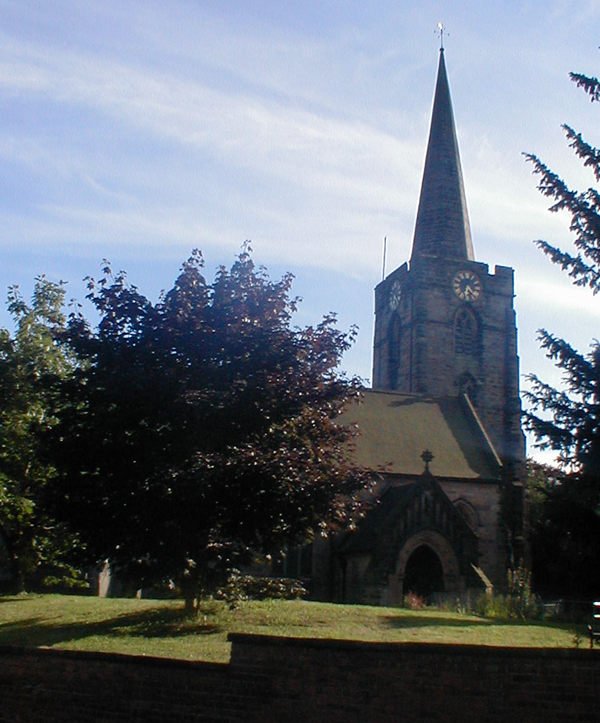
[453,270,482,302]
[389,280,402,310]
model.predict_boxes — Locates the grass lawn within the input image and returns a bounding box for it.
[0,593,584,663]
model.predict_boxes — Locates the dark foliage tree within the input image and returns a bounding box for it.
[0,277,82,591]
[524,69,600,597]
[526,459,600,597]
[524,73,600,294]
[48,248,369,611]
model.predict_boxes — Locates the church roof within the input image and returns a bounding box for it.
[340,390,502,480]
[411,49,474,263]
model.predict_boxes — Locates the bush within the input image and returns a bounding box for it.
[216,574,307,606]
[475,593,513,619]
[475,566,543,621]
[404,591,426,610]
[507,565,542,620]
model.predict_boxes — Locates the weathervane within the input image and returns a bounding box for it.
[436,22,446,51]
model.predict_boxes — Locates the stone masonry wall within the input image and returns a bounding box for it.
[443,478,503,586]
[1,635,599,722]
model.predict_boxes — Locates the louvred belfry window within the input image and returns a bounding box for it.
[454,308,478,355]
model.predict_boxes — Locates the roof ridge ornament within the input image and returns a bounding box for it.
[421,448,434,474]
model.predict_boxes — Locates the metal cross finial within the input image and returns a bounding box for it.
[436,22,446,51]
[421,448,434,473]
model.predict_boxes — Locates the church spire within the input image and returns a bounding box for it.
[410,49,474,263]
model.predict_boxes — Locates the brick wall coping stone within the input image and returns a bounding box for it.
[228,632,600,660]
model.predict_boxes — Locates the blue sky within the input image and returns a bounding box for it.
[1,1,599,441]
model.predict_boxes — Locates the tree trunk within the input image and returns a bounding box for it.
[181,562,200,617]
[183,592,198,616]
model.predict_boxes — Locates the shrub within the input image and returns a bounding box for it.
[475,566,543,621]
[507,565,541,620]
[216,574,307,607]
[404,590,426,610]
[475,592,513,619]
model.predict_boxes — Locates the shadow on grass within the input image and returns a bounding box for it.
[382,613,578,631]
[382,613,496,629]
[0,596,37,604]
[0,606,223,649]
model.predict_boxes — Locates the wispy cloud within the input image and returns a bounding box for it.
[0,33,425,273]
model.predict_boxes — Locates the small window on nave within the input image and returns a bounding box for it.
[454,308,478,356]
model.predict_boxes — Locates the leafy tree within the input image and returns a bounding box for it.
[0,277,82,591]
[48,249,369,611]
[524,69,600,597]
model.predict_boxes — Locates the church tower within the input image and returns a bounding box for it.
[372,48,524,473]
[308,47,528,604]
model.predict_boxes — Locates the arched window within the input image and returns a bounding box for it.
[454,307,478,356]
[388,314,401,389]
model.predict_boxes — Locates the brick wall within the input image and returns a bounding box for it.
[0,646,254,722]
[1,635,598,722]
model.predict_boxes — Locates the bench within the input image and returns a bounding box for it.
[588,601,600,648]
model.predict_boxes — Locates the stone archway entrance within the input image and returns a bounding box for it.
[337,478,481,606]
[383,529,463,605]
[403,545,444,598]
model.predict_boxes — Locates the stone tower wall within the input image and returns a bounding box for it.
[373,259,524,466]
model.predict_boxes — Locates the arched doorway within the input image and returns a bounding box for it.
[403,545,444,599]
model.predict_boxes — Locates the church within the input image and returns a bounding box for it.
[305,48,527,606]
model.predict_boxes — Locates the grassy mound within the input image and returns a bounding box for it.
[0,593,584,663]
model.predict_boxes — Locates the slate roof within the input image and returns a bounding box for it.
[340,390,502,481]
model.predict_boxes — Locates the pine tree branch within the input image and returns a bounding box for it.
[569,72,600,102]
[564,125,600,182]
[534,241,600,292]
[537,330,596,395]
